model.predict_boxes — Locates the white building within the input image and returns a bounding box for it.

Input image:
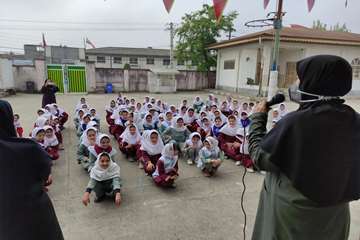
[209,26,360,96]
[0,56,15,91]
[86,47,196,71]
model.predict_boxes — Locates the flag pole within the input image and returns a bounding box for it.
[267,0,283,100]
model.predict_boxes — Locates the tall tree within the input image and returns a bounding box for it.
[175,4,238,72]
[312,20,350,32]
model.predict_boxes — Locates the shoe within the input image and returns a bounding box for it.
[187,159,194,165]
[246,167,255,173]
[235,161,241,166]
[138,162,144,169]
[260,171,267,175]
[169,183,177,188]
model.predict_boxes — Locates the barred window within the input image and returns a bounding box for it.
[224,60,235,70]
[352,58,360,79]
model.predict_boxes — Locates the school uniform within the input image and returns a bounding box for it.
[86,134,117,172]
[44,126,59,160]
[14,119,23,137]
[217,123,240,157]
[198,137,224,175]
[119,125,141,159]
[139,130,165,175]
[184,132,203,163]
[86,153,122,199]
[152,143,179,187]
[77,127,97,165]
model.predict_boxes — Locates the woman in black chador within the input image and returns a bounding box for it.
[249,55,360,240]
[0,100,64,240]
[41,79,59,108]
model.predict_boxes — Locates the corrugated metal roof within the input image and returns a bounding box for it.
[86,47,170,57]
[209,27,360,49]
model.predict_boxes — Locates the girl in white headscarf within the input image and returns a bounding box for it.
[142,113,157,132]
[183,108,198,132]
[82,152,122,206]
[193,96,204,113]
[198,137,223,177]
[74,109,85,130]
[87,134,117,172]
[34,116,49,128]
[44,126,59,160]
[77,127,98,166]
[119,124,141,161]
[184,132,203,165]
[158,111,173,134]
[31,127,46,149]
[152,142,179,188]
[162,116,191,151]
[218,115,241,162]
[233,128,254,171]
[139,130,165,175]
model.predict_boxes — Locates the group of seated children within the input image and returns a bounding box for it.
[74,98,122,207]
[28,103,68,161]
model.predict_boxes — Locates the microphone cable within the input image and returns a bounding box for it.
[240,126,248,240]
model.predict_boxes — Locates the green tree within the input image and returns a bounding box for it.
[175,4,238,72]
[312,20,350,32]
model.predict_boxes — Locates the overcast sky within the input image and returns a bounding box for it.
[0,0,358,53]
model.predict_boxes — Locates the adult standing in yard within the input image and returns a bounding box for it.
[249,55,360,240]
[41,79,59,108]
[0,100,64,240]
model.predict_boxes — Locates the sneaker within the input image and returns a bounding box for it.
[246,167,255,173]
[260,171,267,175]
[235,161,241,166]
[187,159,194,165]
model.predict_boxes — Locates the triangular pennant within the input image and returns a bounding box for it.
[345,0,348,7]
[307,0,315,12]
[213,0,228,22]
[264,0,270,9]
[163,0,174,13]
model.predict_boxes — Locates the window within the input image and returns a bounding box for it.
[146,58,155,65]
[224,60,235,70]
[130,57,138,65]
[352,58,360,79]
[163,58,170,66]
[177,60,185,66]
[97,56,105,63]
[113,57,122,64]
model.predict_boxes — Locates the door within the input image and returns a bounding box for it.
[67,66,87,93]
[47,65,64,93]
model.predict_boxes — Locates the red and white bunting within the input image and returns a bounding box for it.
[307,0,315,12]
[213,0,228,22]
[163,0,175,13]
[264,0,270,9]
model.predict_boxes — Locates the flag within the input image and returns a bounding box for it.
[213,0,228,22]
[307,0,315,12]
[264,0,270,9]
[86,38,96,49]
[163,0,174,13]
[42,33,47,47]
[345,0,348,7]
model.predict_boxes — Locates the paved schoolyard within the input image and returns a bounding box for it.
[3,92,360,240]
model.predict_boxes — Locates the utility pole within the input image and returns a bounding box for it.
[166,22,175,69]
[267,0,284,100]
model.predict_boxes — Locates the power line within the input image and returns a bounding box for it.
[0,27,165,32]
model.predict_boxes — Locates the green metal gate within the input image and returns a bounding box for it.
[47,65,87,93]
[47,65,64,93]
[67,66,87,93]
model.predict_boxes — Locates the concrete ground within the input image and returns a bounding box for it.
[3,92,360,240]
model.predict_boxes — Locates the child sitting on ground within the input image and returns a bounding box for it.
[184,132,203,165]
[31,127,46,149]
[82,152,122,206]
[152,142,179,188]
[77,127,98,165]
[138,130,164,175]
[13,114,23,137]
[119,124,141,162]
[44,126,60,161]
[87,134,117,172]
[198,137,223,177]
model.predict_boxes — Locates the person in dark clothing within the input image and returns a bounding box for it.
[0,100,64,240]
[41,79,59,108]
[249,55,360,240]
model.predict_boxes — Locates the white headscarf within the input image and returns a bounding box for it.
[35,117,48,128]
[43,126,59,147]
[80,127,98,147]
[90,152,120,181]
[120,125,141,145]
[279,104,287,118]
[171,116,187,132]
[219,121,239,137]
[236,128,249,154]
[183,108,197,124]
[153,142,178,177]
[193,96,204,106]
[140,130,164,155]
[31,127,44,138]
[185,132,203,149]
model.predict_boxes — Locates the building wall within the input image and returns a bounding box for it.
[86,54,194,71]
[0,58,14,90]
[216,41,360,95]
[13,60,45,91]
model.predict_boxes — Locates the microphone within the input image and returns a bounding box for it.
[266,93,285,108]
